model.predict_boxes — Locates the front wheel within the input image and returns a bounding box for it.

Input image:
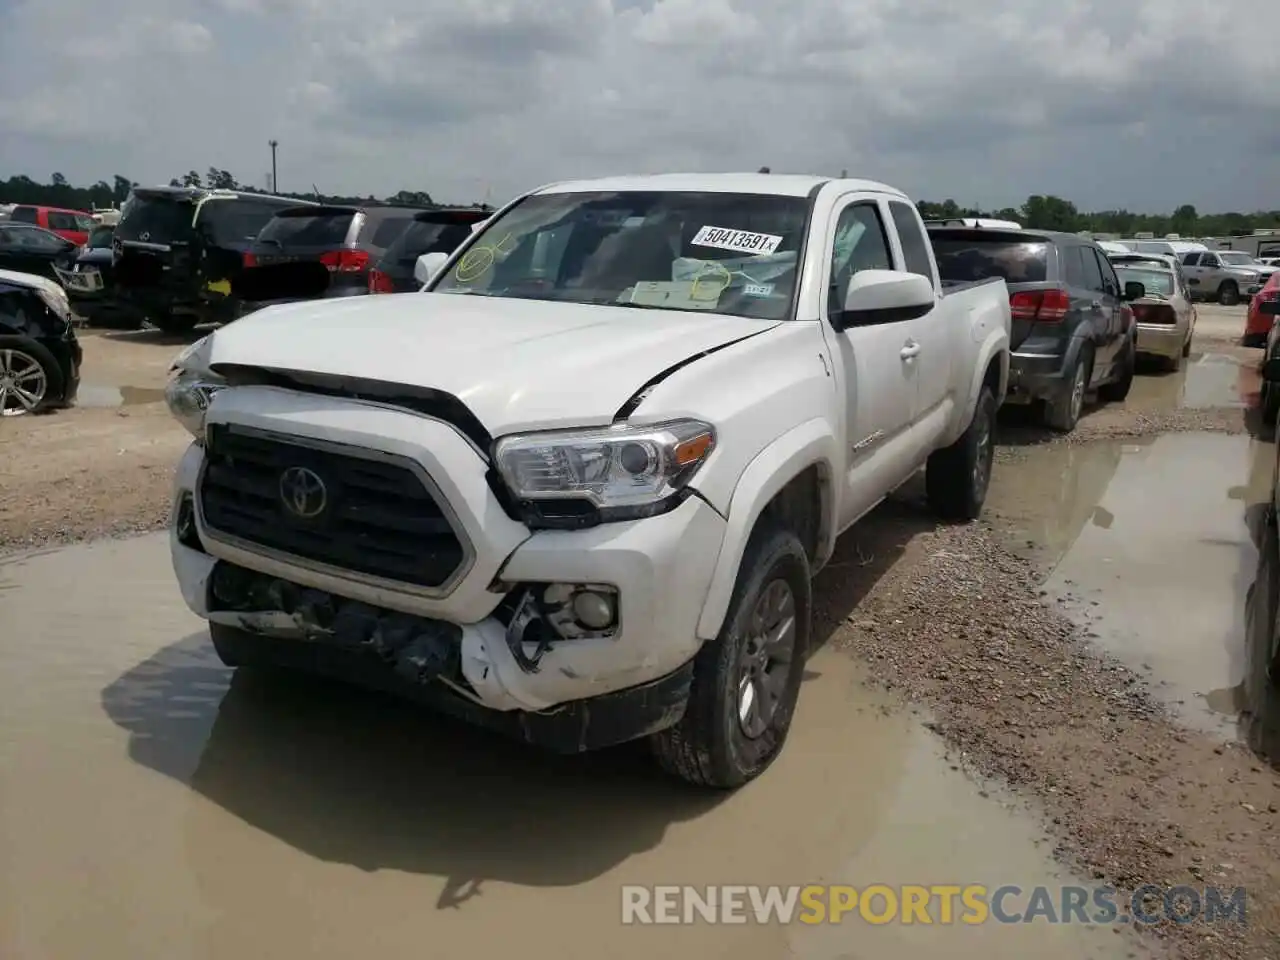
[1219,281,1240,306]
[150,312,199,335]
[926,386,996,520]
[650,525,811,789]
[0,336,63,416]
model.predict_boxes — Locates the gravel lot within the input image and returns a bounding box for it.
[2,304,1276,959]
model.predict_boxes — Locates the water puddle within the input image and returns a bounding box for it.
[989,431,1274,739]
[1124,352,1256,413]
[0,534,1139,959]
[76,384,166,408]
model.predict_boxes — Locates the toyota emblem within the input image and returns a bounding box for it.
[279,466,328,519]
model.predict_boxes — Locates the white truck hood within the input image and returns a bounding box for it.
[206,292,780,434]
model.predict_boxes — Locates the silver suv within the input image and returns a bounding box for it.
[1180,250,1272,305]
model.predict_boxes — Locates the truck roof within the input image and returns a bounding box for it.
[532,172,907,200]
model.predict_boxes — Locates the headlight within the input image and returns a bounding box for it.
[493,419,715,523]
[165,335,225,439]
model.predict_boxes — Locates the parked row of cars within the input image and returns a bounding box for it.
[926,224,1194,432]
[1097,237,1276,306]
[0,188,490,337]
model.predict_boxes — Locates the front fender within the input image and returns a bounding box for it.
[693,418,839,641]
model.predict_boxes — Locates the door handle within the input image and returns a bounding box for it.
[900,341,921,360]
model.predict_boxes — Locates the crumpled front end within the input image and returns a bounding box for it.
[169,384,727,749]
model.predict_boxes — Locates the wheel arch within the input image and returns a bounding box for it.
[694,419,839,641]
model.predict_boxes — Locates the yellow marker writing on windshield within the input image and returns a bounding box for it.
[453,232,517,283]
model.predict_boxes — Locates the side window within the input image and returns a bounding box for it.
[76,215,96,231]
[47,212,75,231]
[828,202,892,315]
[1093,249,1119,296]
[1063,246,1086,288]
[1182,252,1200,266]
[1078,246,1105,293]
[887,200,933,283]
[1202,253,1221,268]
[10,206,37,224]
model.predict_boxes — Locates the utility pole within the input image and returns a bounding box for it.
[268,139,279,193]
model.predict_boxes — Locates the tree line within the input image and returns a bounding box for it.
[0,169,489,212]
[1,171,1276,236]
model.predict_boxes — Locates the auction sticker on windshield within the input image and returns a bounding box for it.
[692,225,783,256]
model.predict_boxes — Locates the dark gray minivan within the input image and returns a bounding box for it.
[929,227,1145,432]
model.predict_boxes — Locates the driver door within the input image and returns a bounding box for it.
[821,197,919,529]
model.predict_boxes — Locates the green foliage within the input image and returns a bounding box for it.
[916,195,1280,237]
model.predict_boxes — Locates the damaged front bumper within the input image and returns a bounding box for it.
[169,393,727,748]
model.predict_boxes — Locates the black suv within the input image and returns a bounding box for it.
[929,227,1145,433]
[238,204,432,312]
[112,186,310,333]
[367,208,490,294]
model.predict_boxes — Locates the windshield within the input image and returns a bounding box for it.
[258,210,355,247]
[1115,266,1175,298]
[1219,252,1257,266]
[86,226,113,249]
[430,190,810,320]
[116,193,196,244]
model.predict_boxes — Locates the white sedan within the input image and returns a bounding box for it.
[1108,253,1196,370]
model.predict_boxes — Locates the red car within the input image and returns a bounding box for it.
[1245,272,1280,347]
[7,205,96,246]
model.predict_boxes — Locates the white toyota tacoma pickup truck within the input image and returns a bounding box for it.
[165,173,1011,789]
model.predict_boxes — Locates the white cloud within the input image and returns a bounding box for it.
[0,0,1276,211]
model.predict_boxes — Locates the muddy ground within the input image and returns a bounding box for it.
[2,306,1278,959]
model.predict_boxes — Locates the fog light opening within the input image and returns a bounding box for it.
[175,493,204,552]
[542,583,619,639]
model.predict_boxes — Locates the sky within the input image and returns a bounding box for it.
[1,0,1277,213]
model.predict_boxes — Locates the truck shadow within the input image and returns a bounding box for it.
[100,632,723,905]
[808,481,939,655]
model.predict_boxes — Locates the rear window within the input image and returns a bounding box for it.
[257,210,355,247]
[10,206,37,224]
[383,216,483,264]
[1115,265,1175,297]
[367,215,416,249]
[931,235,1050,283]
[201,198,297,246]
[117,194,197,244]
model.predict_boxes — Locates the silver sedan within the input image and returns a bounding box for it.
[1108,253,1197,370]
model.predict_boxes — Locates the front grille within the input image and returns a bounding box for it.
[199,424,465,589]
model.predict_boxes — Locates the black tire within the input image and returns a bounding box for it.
[650,524,811,789]
[1182,333,1192,358]
[926,386,997,521]
[0,335,65,416]
[1044,346,1092,433]
[1263,379,1280,428]
[151,312,199,335]
[209,622,254,668]
[1219,281,1240,306]
[1098,336,1135,403]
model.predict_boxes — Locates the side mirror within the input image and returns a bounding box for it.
[833,270,935,330]
[1122,280,1146,301]
[1259,298,1280,316]
[1262,356,1280,382]
[414,251,449,286]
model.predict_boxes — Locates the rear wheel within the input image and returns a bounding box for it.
[926,386,996,520]
[0,337,63,416]
[1098,336,1135,403]
[1263,378,1280,427]
[1044,347,1092,432]
[650,524,810,789]
[1182,333,1193,358]
[150,311,198,335]
[1219,281,1240,306]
